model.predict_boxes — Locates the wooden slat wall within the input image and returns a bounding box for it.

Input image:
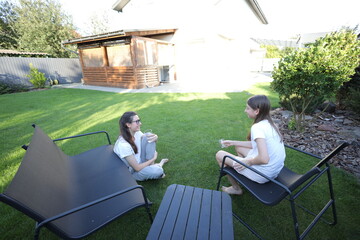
[83,66,159,89]
[135,67,159,88]
[82,66,149,89]
[107,67,136,88]
[82,67,107,86]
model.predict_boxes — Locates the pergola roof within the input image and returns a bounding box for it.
[62,29,177,46]
[250,38,299,48]
[251,32,330,48]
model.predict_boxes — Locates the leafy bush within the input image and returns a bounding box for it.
[26,63,46,88]
[279,95,324,114]
[347,88,360,113]
[337,65,360,113]
[0,82,29,94]
[271,29,360,131]
[261,45,294,58]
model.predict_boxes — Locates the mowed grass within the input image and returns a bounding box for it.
[0,84,359,239]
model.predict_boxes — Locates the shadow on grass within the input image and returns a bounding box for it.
[0,87,359,239]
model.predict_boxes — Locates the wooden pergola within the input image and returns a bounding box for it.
[62,29,176,89]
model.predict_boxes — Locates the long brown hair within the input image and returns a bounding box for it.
[247,95,283,142]
[119,111,138,153]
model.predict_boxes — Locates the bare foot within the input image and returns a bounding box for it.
[159,158,169,167]
[221,186,243,195]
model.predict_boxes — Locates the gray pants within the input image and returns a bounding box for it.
[133,135,164,181]
[140,135,156,163]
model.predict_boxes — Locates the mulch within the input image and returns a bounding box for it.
[271,108,360,179]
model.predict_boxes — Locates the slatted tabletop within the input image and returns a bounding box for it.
[146,184,234,240]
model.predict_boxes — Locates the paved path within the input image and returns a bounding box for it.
[52,72,273,93]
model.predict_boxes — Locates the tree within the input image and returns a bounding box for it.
[0,0,18,49]
[86,10,110,35]
[13,0,79,57]
[261,45,295,58]
[271,29,360,131]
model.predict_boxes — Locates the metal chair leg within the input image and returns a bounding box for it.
[289,198,301,240]
[326,164,337,225]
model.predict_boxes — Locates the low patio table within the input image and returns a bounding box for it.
[146,184,234,240]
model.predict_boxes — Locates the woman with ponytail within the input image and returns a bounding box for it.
[216,95,285,195]
[114,111,169,181]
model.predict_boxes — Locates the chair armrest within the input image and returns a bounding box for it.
[21,129,112,150]
[52,131,111,145]
[34,185,150,236]
[221,155,291,194]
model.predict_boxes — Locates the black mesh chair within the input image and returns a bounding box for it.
[0,125,153,239]
[216,142,349,240]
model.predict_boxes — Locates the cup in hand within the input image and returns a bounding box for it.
[219,139,226,148]
[144,129,154,143]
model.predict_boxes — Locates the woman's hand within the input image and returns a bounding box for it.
[149,151,158,164]
[222,140,232,148]
[146,133,158,143]
[125,152,158,171]
[233,157,253,171]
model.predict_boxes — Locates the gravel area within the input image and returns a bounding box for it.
[271,108,360,179]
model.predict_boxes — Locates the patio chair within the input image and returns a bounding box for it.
[0,124,153,239]
[216,142,349,240]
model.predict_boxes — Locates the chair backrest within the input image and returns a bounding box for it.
[4,125,72,221]
[276,167,320,192]
[277,142,349,192]
[313,142,349,168]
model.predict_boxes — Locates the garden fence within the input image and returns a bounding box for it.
[0,57,82,87]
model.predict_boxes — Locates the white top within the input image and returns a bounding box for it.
[113,131,143,173]
[247,120,285,179]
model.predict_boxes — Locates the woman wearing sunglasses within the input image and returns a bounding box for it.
[114,111,169,181]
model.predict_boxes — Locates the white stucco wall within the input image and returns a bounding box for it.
[116,0,265,85]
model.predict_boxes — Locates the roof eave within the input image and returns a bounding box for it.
[112,0,131,12]
[245,0,268,24]
[62,29,177,46]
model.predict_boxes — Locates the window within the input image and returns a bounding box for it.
[136,40,146,66]
[107,44,132,66]
[135,39,158,66]
[82,48,104,67]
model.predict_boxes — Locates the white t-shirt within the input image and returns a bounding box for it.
[247,120,285,179]
[113,131,143,173]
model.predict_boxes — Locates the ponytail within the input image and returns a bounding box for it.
[119,111,138,153]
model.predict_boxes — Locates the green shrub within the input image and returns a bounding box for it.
[271,29,360,131]
[337,65,360,113]
[26,63,46,88]
[287,117,296,130]
[347,88,360,113]
[0,82,29,94]
[279,95,324,114]
[261,45,295,58]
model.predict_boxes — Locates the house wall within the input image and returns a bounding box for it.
[172,0,259,86]
[0,57,82,87]
[117,0,264,87]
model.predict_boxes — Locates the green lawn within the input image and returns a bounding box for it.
[1,84,359,239]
